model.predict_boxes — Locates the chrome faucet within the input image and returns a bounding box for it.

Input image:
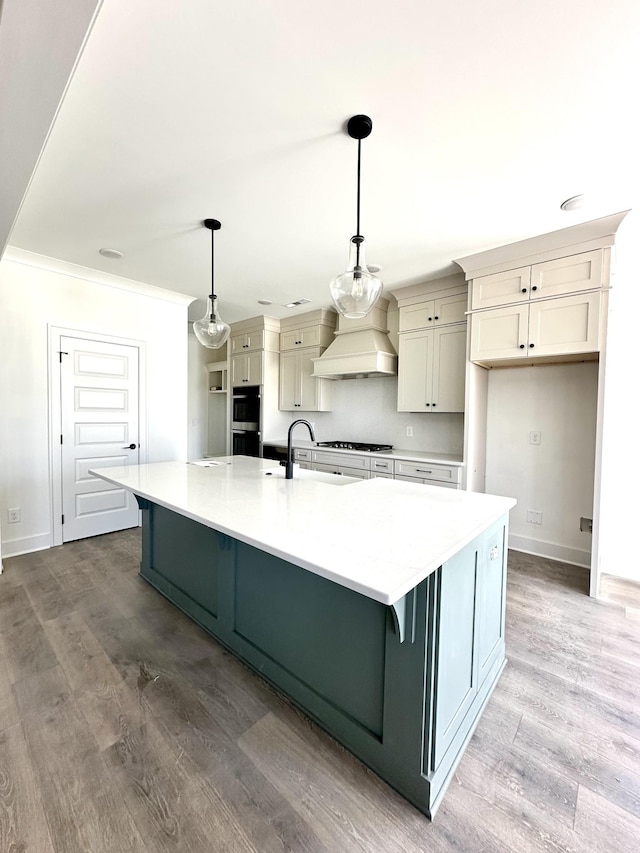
[285,419,316,479]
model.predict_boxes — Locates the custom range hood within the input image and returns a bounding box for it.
[312,298,397,379]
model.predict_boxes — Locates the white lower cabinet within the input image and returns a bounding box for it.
[394,460,461,489]
[313,462,370,480]
[470,291,601,365]
[291,449,463,489]
[398,326,466,413]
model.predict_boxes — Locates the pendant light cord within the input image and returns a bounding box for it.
[210,225,216,321]
[355,138,362,269]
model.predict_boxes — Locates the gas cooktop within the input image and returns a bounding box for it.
[316,441,393,452]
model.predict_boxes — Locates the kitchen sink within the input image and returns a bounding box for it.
[264,467,358,485]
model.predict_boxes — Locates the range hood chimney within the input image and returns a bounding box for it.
[312,298,397,379]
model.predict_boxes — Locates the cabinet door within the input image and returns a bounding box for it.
[434,293,467,326]
[471,266,531,310]
[432,326,466,413]
[469,304,529,363]
[279,350,300,410]
[431,542,478,769]
[231,330,264,354]
[299,349,332,411]
[475,520,507,688]
[397,330,433,412]
[246,351,263,385]
[232,352,262,386]
[231,354,247,386]
[530,250,602,300]
[528,292,601,357]
[399,301,435,332]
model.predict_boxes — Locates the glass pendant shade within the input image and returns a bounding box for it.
[330,236,382,319]
[193,295,230,349]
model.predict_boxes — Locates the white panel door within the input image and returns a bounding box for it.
[60,336,140,542]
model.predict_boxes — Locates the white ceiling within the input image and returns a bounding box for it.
[7,0,640,324]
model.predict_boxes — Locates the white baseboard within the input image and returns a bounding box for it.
[509,533,590,569]
[1,532,53,559]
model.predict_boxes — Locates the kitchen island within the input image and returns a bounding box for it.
[94,456,515,819]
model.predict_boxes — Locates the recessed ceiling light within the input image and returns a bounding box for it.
[99,247,123,259]
[285,298,312,308]
[560,195,585,211]
[257,299,272,305]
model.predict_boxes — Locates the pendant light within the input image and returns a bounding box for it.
[329,114,383,319]
[193,218,231,349]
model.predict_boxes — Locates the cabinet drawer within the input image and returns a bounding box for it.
[294,448,312,462]
[370,457,393,474]
[312,451,369,470]
[313,462,370,480]
[394,460,460,484]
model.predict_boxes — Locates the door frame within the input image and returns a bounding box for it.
[48,325,147,547]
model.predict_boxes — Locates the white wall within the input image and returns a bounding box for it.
[599,209,640,583]
[187,329,211,460]
[294,376,464,455]
[485,362,598,568]
[0,252,192,557]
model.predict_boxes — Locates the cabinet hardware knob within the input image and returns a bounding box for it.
[428,317,433,321]
[425,402,431,406]
[532,286,538,291]
[432,403,437,407]
[529,343,534,348]
[434,315,439,320]
[521,288,527,293]
[519,344,525,349]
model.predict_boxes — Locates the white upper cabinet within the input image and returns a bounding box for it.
[279,348,332,411]
[399,292,467,331]
[230,329,264,354]
[470,267,531,310]
[392,276,468,415]
[398,325,466,413]
[468,249,606,366]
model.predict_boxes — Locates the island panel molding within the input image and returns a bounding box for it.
[93,458,515,818]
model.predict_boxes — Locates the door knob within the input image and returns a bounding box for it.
[123,443,137,449]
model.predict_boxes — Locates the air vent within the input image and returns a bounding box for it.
[284,298,312,308]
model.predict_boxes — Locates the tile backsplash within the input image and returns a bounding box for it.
[297,376,463,454]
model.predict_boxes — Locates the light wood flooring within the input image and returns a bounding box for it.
[1,531,639,852]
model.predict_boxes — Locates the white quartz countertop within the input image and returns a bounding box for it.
[93,457,515,606]
[263,440,463,466]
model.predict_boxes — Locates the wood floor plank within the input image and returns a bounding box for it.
[204,750,328,853]
[0,585,58,684]
[238,711,441,853]
[104,720,223,853]
[0,723,54,853]
[0,649,19,732]
[463,721,579,828]
[1,534,639,851]
[13,665,146,853]
[513,713,640,818]
[573,785,640,853]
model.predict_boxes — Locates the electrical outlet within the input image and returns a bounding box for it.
[8,507,21,524]
[529,430,541,445]
[406,426,413,437]
[526,509,543,525]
